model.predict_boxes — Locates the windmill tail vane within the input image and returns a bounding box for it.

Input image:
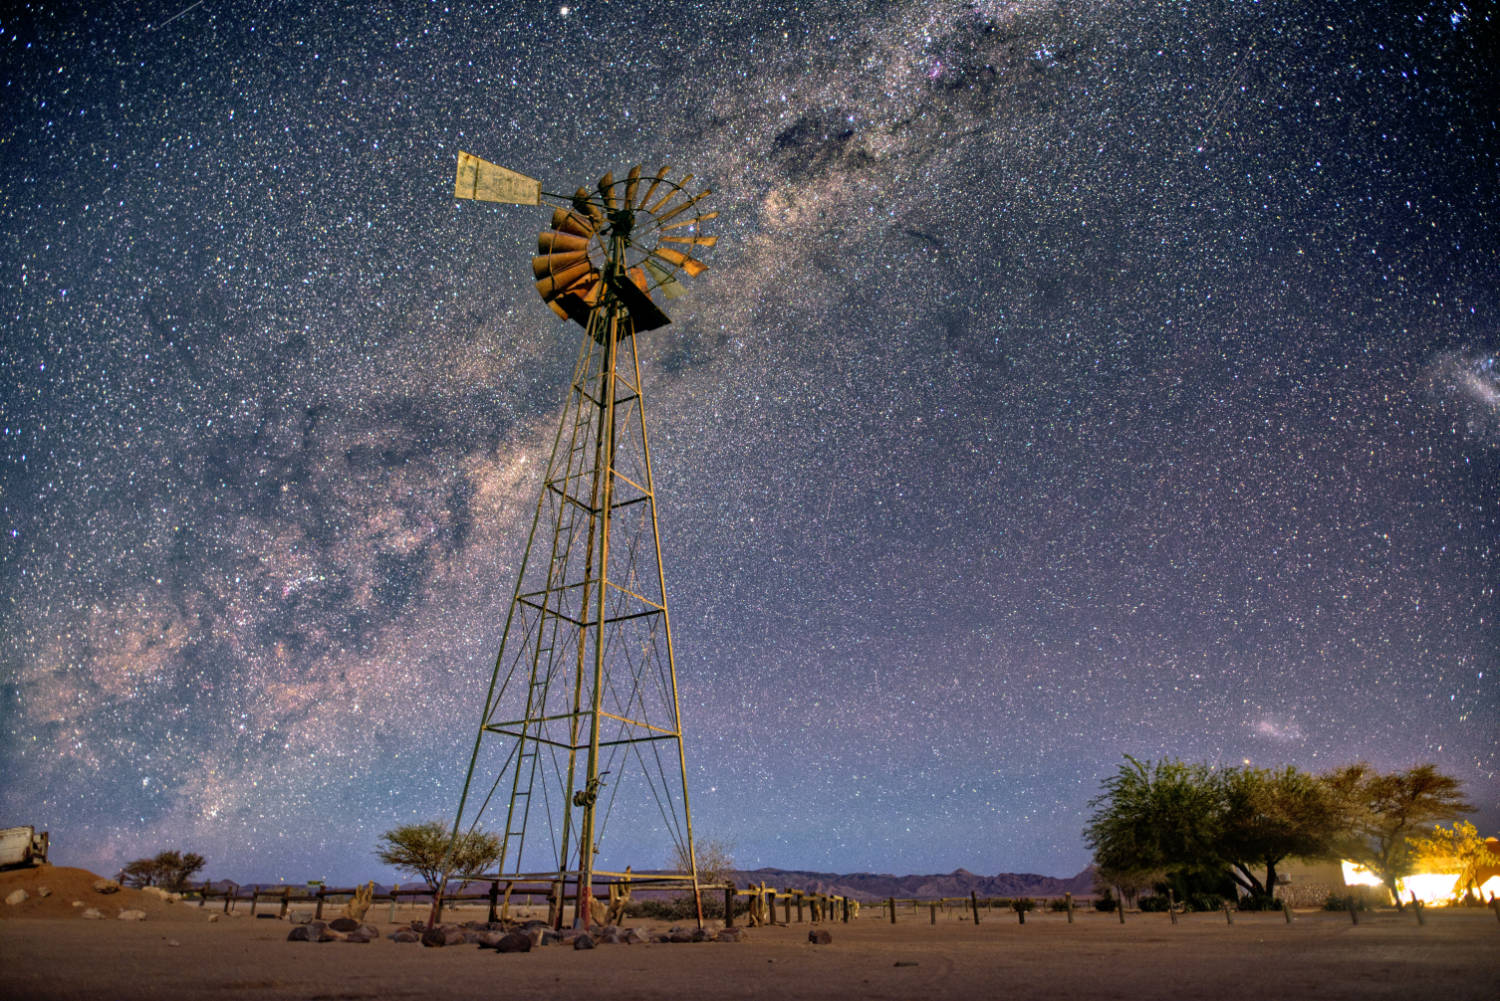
[442,151,717,931]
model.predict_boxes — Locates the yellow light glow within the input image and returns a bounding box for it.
[1400,872,1461,905]
[1340,860,1384,888]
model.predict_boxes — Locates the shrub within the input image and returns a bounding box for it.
[1235,894,1280,912]
[1048,898,1073,912]
[1010,898,1035,913]
[1138,895,1169,912]
[1322,894,1368,912]
[1184,892,1226,912]
[1094,890,1117,912]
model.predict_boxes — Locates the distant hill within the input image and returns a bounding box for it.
[201,867,1098,901]
[723,866,1097,901]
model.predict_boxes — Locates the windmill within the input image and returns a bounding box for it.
[446,153,716,929]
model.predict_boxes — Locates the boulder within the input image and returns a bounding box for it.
[342,926,379,943]
[118,910,147,921]
[6,889,29,906]
[622,928,647,944]
[72,900,85,908]
[289,912,312,925]
[717,927,746,943]
[808,929,832,945]
[206,913,221,923]
[328,916,361,932]
[474,931,506,949]
[92,879,121,895]
[81,908,105,920]
[495,931,533,953]
[573,933,596,950]
[36,886,51,898]
[390,928,422,943]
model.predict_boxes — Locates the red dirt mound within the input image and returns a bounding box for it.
[1,865,208,922]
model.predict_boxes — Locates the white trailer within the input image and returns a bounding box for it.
[0,826,49,868]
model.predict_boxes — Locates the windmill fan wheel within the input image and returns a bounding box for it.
[532,165,717,331]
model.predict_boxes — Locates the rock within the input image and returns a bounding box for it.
[6,889,29,906]
[342,926,378,943]
[92,879,121,894]
[36,886,51,898]
[808,929,832,945]
[573,933,596,950]
[495,931,533,953]
[328,916,361,932]
[421,925,467,947]
[390,928,421,943]
[474,931,506,949]
[81,908,105,919]
[622,928,647,944]
[717,927,746,942]
[166,939,181,947]
[289,911,312,924]
[118,910,147,921]
[72,901,85,908]
[207,913,221,923]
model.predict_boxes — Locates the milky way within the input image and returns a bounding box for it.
[2,1,1496,883]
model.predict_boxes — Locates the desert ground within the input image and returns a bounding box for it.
[3,865,1497,1001]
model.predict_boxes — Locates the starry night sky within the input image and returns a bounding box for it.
[2,1,1496,885]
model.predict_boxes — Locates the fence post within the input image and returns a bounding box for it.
[389,884,398,923]
[1168,889,1177,925]
[1065,892,1074,924]
[929,902,937,925]
[766,890,776,925]
[280,887,290,919]
[1282,900,1293,924]
[1115,886,1125,924]
[315,885,325,920]
[795,892,804,923]
[250,891,259,917]
[724,884,736,928]
[1222,902,1234,925]
[971,891,981,925]
[224,885,235,915]
[199,880,209,908]
[888,897,896,924]
[1347,897,1359,924]
[1411,892,1425,926]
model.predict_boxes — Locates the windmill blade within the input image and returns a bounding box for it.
[550,208,596,239]
[636,167,670,210]
[643,259,687,300]
[650,247,708,277]
[538,230,591,255]
[532,250,592,279]
[624,165,642,207]
[661,234,717,248]
[647,175,691,214]
[598,172,616,210]
[454,152,541,205]
[653,189,711,227]
[661,212,718,230]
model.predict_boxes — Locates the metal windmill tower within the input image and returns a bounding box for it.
[447,153,716,928]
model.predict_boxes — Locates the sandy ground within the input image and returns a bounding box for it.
[4,868,1498,1001]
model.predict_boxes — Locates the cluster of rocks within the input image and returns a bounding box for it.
[286,916,749,948]
[287,917,381,943]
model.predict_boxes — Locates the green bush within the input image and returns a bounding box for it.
[1322,894,1368,912]
[1094,890,1117,912]
[1010,898,1035,913]
[1048,898,1072,912]
[1184,892,1226,912]
[1235,894,1280,912]
[1138,895,1169,912]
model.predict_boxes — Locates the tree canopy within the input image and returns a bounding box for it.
[1407,821,1500,901]
[374,820,501,891]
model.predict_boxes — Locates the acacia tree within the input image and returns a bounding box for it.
[1323,763,1473,905]
[1216,765,1345,900]
[116,850,206,891]
[374,821,501,892]
[1408,821,1500,901]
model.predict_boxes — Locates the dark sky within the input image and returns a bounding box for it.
[2,0,1496,885]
